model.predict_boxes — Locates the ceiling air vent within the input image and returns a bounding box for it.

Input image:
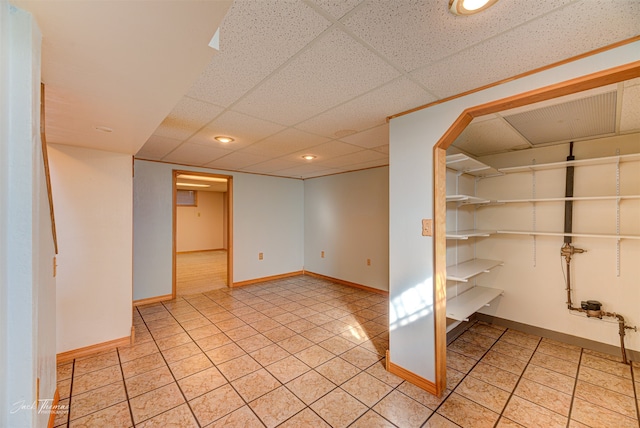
[503,91,617,145]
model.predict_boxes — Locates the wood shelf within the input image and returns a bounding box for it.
[446,194,491,205]
[446,229,496,240]
[447,259,503,282]
[446,154,501,177]
[496,231,640,240]
[498,153,640,174]
[446,286,504,321]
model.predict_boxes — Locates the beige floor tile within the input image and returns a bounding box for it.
[190,384,245,426]
[195,332,233,351]
[398,382,452,410]
[69,381,127,421]
[581,353,633,379]
[150,325,185,340]
[319,336,357,355]
[374,389,433,428]
[340,346,381,370]
[446,368,466,389]
[263,325,297,342]
[72,364,123,395]
[491,341,535,362]
[136,403,198,427]
[567,419,591,428]
[206,342,246,365]
[522,364,576,395]
[232,368,282,402]
[52,398,70,427]
[495,417,525,427]
[514,378,572,416]
[214,317,246,332]
[217,354,261,381]
[571,397,639,428]
[129,382,184,424]
[535,341,581,364]
[530,350,579,377]
[250,319,282,333]
[73,351,120,377]
[187,324,221,340]
[365,360,404,387]
[578,366,634,397]
[500,330,541,350]
[250,343,290,366]
[180,316,211,331]
[285,370,335,405]
[582,348,625,363]
[235,333,273,353]
[468,361,519,392]
[169,353,213,379]
[121,353,166,379]
[448,338,489,360]
[161,342,203,364]
[469,322,505,339]
[57,378,72,400]
[343,371,393,407]
[455,376,510,414]
[265,355,311,383]
[207,405,265,427]
[278,334,314,354]
[295,344,335,367]
[125,365,174,398]
[278,408,330,427]
[503,395,567,428]
[447,350,477,373]
[154,332,193,351]
[68,401,131,428]
[424,413,463,428]
[458,330,498,349]
[350,410,396,427]
[574,380,638,419]
[311,388,368,428]
[226,324,259,341]
[250,386,306,428]
[300,326,335,343]
[285,318,317,334]
[57,363,73,381]
[316,357,360,385]
[177,366,227,401]
[118,341,159,363]
[438,393,499,428]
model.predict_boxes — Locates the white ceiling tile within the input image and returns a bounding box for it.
[343,160,388,172]
[343,0,573,72]
[135,134,183,159]
[162,142,231,166]
[341,124,389,149]
[302,168,347,179]
[271,162,340,179]
[411,1,640,98]
[240,158,300,174]
[620,85,640,133]
[242,128,329,157]
[317,148,387,168]
[153,97,224,140]
[306,0,364,20]
[284,140,363,163]
[453,117,531,157]
[186,0,332,107]
[232,27,401,125]
[295,77,435,137]
[203,151,270,170]
[188,110,285,150]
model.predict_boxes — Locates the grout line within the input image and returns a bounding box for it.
[565,349,584,428]
[115,343,137,427]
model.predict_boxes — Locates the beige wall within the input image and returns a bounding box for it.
[176,191,225,252]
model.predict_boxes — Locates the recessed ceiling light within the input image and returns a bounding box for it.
[214,136,234,143]
[178,174,228,183]
[176,182,210,188]
[449,0,498,15]
[95,126,113,133]
[302,155,316,160]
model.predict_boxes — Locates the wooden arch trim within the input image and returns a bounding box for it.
[432,61,640,395]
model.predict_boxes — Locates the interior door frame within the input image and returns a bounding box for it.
[431,62,640,395]
[172,170,233,298]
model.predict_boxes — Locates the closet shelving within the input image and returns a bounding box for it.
[446,154,503,329]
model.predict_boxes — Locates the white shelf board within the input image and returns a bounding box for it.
[446,229,496,240]
[497,230,640,240]
[446,286,503,321]
[498,153,640,174]
[447,259,503,282]
[446,154,501,177]
[497,195,640,203]
[446,194,491,205]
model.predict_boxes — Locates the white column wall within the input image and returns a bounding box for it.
[48,144,133,354]
[304,167,389,291]
[388,42,640,383]
[0,3,56,426]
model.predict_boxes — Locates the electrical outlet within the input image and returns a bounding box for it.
[258,252,263,260]
[321,251,325,258]
[367,258,371,266]
[422,219,433,236]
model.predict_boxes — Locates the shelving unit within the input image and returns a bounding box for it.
[446,154,503,332]
[497,153,640,174]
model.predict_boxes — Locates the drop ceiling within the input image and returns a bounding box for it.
[14,0,640,179]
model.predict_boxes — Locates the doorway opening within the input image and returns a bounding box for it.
[172,170,233,297]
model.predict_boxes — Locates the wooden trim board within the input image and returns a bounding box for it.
[232,271,303,287]
[133,293,173,307]
[386,350,438,396]
[56,335,131,364]
[304,271,389,296]
[47,388,60,428]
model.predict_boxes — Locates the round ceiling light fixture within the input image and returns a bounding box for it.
[449,0,498,15]
[214,136,234,143]
[301,155,316,160]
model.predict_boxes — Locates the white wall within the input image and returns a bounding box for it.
[389,41,640,383]
[176,191,225,252]
[473,135,640,353]
[0,4,56,427]
[133,160,304,300]
[48,144,133,353]
[304,167,389,291]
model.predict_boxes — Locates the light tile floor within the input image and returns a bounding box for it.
[54,275,640,427]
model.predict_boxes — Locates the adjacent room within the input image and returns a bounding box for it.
[2,0,639,427]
